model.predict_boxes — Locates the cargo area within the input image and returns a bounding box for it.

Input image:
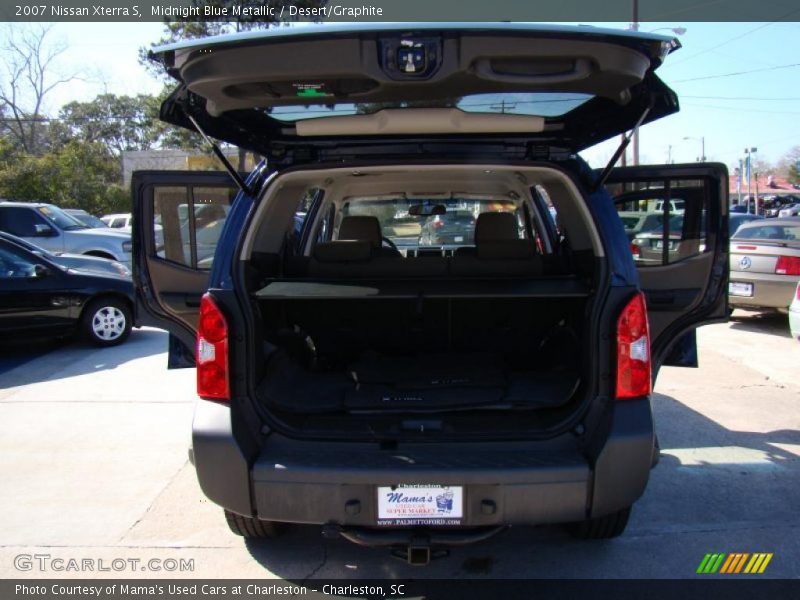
[239,164,604,437]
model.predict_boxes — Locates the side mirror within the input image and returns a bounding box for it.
[34,223,56,237]
[33,264,50,278]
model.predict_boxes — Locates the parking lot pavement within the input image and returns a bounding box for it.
[0,313,798,580]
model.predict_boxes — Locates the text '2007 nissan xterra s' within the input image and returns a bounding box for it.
[133,24,728,565]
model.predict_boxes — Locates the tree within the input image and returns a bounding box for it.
[0,25,78,156]
[51,93,162,156]
[0,141,128,215]
[778,145,800,185]
[141,0,325,165]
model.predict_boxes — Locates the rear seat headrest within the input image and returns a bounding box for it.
[313,240,371,263]
[475,212,520,244]
[338,216,382,248]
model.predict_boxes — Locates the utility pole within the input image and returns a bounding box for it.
[631,0,640,165]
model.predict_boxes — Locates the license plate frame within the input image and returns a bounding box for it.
[729,281,754,297]
[376,484,464,526]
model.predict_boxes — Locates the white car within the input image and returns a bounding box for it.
[790,282,800,341]
[779,204,800,218]
[101,213,133,230]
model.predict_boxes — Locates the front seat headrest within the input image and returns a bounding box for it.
[338,216,382,248]
[475,212,520,244]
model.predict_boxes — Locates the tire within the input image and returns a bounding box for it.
[565,506,632,540]
[81,297,132,346]
[224,509,285,539]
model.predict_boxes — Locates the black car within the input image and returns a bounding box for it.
[0,231,132,279]
[0,238,135,346]
[133,24,729,560]
[418,210,477,247]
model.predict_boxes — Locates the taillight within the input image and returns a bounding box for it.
[630,243,640,259]
[775,256,800,276]
[197,293,229,402]
[615,292,651,400]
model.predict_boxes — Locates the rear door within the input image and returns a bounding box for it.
[132,171,239,358]
[605,164,729,368]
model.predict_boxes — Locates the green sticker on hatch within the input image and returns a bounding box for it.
[293,83,331,98]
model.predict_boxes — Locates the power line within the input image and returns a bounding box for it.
[681,102,800,116]
[682,95,800,101]
[671,62,800,83]
[665,13,800,69]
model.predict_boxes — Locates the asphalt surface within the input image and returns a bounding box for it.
[0,310,798,580]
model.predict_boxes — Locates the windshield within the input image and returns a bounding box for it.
[37,205,88,231]
[341,197,524,251]
[67,210,106,229]
[1,235,54,259]
[733,224,800,241]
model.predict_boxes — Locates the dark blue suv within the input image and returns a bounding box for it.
[133,24,728,563]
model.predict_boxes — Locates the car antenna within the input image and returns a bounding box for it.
[185,114,253,197]
[592,106,651,193]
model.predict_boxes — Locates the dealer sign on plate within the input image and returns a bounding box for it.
[377,485,463,526]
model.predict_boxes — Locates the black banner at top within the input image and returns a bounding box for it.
[2,0,800,22]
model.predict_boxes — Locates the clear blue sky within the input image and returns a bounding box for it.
[28,21,800,170]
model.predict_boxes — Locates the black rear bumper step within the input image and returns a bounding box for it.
[334,524,507,547]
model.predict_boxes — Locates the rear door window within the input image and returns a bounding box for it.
[154,186,235,270]
[609,179,709,267]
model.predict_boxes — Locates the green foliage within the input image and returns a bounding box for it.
[779,145,800,185]
[51,94,162,155]
[0,141,125,215]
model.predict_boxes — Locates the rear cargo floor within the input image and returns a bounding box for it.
[257,350,580,415]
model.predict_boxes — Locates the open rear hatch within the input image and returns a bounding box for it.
[149,23,681,165]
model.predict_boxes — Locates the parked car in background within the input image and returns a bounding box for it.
[0,202,132,267]
[418,210,477,247]
[729,213,763,235]
[101,213,133,230]
[0,237,135,346]
[729,218,800,312]
[133,24,729,553]
[64,208,108,229]
[790,282,800,341]
[764,196,799,218]
[778,203,800,218]
[0,232,131,279]
[617,211,666,241]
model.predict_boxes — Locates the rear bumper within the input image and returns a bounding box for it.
[192,398,654,526]
[729,272,797,310]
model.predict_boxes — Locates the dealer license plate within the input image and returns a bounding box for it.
[729,282,753,297]
[377,485,463,526]
[655,240,676,250]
